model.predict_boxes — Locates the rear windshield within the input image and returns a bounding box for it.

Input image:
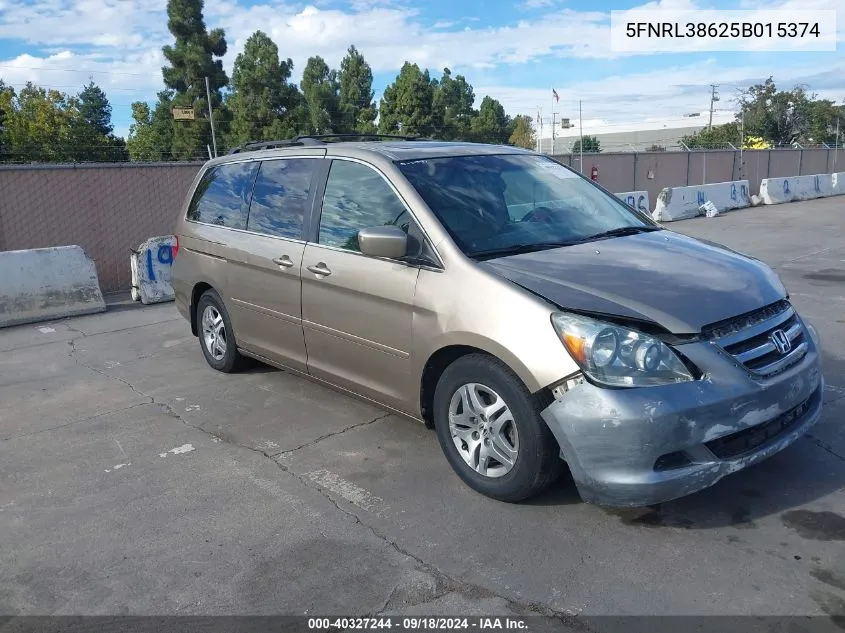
[397,154,654,257]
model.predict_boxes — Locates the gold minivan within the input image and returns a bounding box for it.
[172,136,823,506]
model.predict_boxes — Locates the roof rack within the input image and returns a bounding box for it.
[226,133,419,155]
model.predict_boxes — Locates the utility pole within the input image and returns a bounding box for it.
[551,112,557,154]
[708,84,720,129]
[579,100,583,173]
[739,111,744,178]
[205,76,218,158]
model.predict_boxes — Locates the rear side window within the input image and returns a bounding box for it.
[187,161,258,229]
[318,160,408,252]
[247,159,317,240]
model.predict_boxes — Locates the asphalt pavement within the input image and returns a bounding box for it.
[1,196,844,625]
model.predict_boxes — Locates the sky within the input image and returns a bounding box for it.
[0,0,843,141]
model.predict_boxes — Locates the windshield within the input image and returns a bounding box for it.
[397,154,657,258]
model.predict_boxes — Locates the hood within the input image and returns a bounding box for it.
[480,230,786,334]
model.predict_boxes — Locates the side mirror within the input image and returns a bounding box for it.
[358,226,408,259]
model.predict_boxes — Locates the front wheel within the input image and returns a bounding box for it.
[433,354,562,502]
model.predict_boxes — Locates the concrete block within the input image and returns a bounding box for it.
[759,174,834,204]
[0,246,106,328]
[130,235,177,305]
[653,180,751,222]
[615,191,651,215]
[831,172,845,196]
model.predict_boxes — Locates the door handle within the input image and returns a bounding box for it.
[306,262,332,277]
[272,255,294,268]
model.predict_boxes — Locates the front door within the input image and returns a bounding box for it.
[227,155,324,372]
[301,159,420,410]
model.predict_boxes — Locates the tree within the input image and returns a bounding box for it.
[736,77,813,147]
[338,46,377,134]
[226,31,301,146]
[433,68,475,140]
[681,122,740,149]
[4,82,74,162]
[68,81,124,161]
[571,135,601,153]
[161,0,228,159]
[807,99,844,146]
[301,56,340,134]
[508,115,535,149]
[127,91,175,161]
[469,96,509,144]
[379,62,437,137]
[0,81,13,159]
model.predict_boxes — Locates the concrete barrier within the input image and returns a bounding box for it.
[653,180,751,222]
[833,172,845,195]
[130,235,177,304]
[0,246,106,328]
[759,174,835,204]
[615,191,651,215]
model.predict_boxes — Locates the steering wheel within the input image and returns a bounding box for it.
[521,206,558,223]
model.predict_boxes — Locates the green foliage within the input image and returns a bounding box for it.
[681,122,740,149]
[378,62,439,136]
[301,56,341,134]
[127,91,176,161]
[162,0,228,158]
[470,96,510,144]
[0,80,123,162]
[572,135,601,153]
[508,115,535,149]
[338,46,377,134]
[735,77,843,147]
[433,68,475,140]
[68,81,126,161]
[225,31,301,146]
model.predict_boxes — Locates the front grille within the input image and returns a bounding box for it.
[704,300,808,377]
[705,396,812,459]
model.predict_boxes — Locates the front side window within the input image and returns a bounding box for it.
[318,160,410,253]
[397,154,657,258]
[187,161,258,230]
[247,159,316,240]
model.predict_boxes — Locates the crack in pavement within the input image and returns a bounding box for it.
[63,334,590,628]
[273,413,393,458]
[806,434,845,463]
[1,401,153,442]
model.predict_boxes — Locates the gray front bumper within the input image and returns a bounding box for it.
[541,335,824,507]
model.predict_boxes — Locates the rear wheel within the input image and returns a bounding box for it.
[196,289,250,373]
[433,354,562,502]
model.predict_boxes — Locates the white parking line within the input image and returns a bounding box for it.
[304,469,385,515]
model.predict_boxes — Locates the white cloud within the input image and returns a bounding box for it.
[476,56,845,135]
[0,0,842,135]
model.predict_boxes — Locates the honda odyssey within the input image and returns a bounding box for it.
[171,136,824,506]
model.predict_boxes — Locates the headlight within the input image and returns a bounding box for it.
[551,312,695,387]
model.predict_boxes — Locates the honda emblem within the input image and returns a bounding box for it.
[770,329,792,355]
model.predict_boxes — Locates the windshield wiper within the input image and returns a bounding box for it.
[470,241,580,260]
[580,225,662,242]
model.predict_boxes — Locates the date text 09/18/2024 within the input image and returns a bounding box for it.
[307,617,529,630]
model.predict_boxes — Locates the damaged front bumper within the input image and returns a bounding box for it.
[540,333,824,507]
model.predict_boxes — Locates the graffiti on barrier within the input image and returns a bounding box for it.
[145,243,174,282]
[131,235,176,304]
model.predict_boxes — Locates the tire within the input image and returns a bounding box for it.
[433,354,562,502]
[195,289,250,373]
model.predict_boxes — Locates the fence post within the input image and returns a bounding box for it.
[731,150,737,181]
[685,151,691,186]
[766,150,772,180]
[632,152,638,191]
